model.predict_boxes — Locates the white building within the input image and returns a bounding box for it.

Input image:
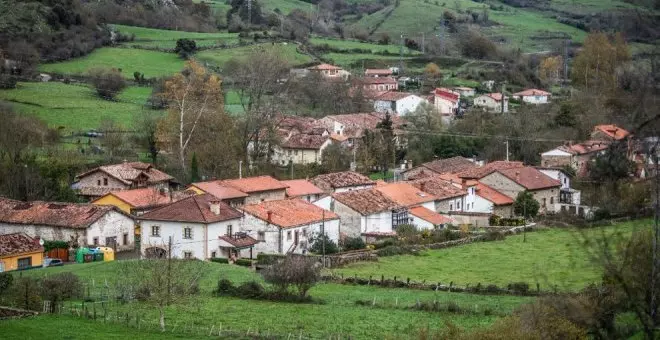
[512,89,551,104]
[281,179,325,203]
[474,93,508,113]
[307,63,351,80]
[453,87,476,97]
[327,188,404,240]
[0,197,135,251]
[408,206,453,230]
[473,183,514,217]
[272,134,332,166]
[536,167,580,205]
[433,88,460,116]
[373,92,427,116]
[241,198,340,255]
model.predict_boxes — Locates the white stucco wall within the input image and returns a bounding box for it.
[520,95,549,104]
[473,195,495,214]
[474,96,508,112]
[463,186,477,211]
[433,97,457,115]
[411,215,435,230]
[362,211,393,234]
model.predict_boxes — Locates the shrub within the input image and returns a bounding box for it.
[483,230,505,241]
[508,282,530,294]
[88,68,126,100]
[214,279,234,295]
[485,284,501,294]
[375,246,416,257]
[235,281,265,299]
[235,259,253,267]
[40,272,83,312]
[309,234,339,255]
[210,257,229,264]
[174,38,197,59]
[0,272,13,296]
[262,255,321,298]
[372,238,398,249]
[342,237,366,251]
[135,285,151,301]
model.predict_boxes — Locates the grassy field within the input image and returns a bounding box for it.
[196,43,314,68]
[0,82,158,132]
[310,37,419,54]
[334,219,650,291]
[113,24,240,49]
[39,48,185,79]
[323,52,407,68]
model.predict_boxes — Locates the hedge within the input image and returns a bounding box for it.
[235,259,253,267]
[210,258,229,264]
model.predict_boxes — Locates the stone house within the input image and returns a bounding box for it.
[403,156,476,180]
[512,89,551,104]
[375,182,437,211]
[540,140,609,176]
[311,171,375,194]
[591,124,630,142]
[473,183,514,217]
[536,167,580,205]
[408,176,466,212]
[307,63,351,80]
[73,162,176,200]
[272,133,332,165]
[473,93,508,113]
[187,181,249,208]
[480,167,561,214]
[240,199,340,255]
[325,188,403,239]
[358,77,398,91]
[0,197,135,251]
[281,179,325,203]
[373,92,427,116]
[219,176,288,205]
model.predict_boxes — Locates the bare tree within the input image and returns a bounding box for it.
[262,255,321,298]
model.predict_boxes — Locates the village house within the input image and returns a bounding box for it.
[453,87,476,97]
[0,197,135,251]
[473,183,514,217]
[138,194,246,260]
[318,112,407,148]
[408,206,454,230]
[240,199,340,255]
[272,133,332,165]
[473,93,508,113]
[0,233,44,272]
[373,91,426,116]
[92,187,193,216]
[480,167,561,214]
[434,173,480,212]
[432,88,460,116]
[408,176,466,212]
[375,182,455,230]
[591,124,630,142]
[512,89,551,104]
[311,171,375,194]
[457,161,525,181]
[540,140,609,176]
[325,188,403,240]
[281,179,325,202]
[365,68,393,77]
[358,76,398,92]
[403,156,476,180]
[307,63,351,80]
[188,180,249,207]
[536,167,580,206]
[73,162,176,200]
[219,176,288,204]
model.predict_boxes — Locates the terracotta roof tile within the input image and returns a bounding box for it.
[434,88,460,103]
[411,156,476,175]
[375,182,437,207]
[593,124,630,140]
[553,140,610,155]
[311,171,375,191]
[496,167,561,190]
[332,189,402,215]
[409,177,466,200]
[0,197,121,229]
[513,88,551,97]
[219,234,259,248]
[308,63,342,70]
[139,194,242,223]
[458,161,525,179]
[281,180,325,197]
[95,187,191,210]
[190,181,249,200]
[282,134,329,149]
[365,69,392,76]
[376,91,417,101]
[0,233,43,258]
[241,199,338,229]
[360,76,397,84]
[475,183,514,206]
[220,176,288,193]
[409,206,453,225]
[76,162,173,185]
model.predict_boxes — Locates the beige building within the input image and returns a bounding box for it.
[473,93,508,113]
[540,140,609,177]
[73,162,175,200]
[272,133,332,166]
[219,176,288,205]
[480,167,561,214]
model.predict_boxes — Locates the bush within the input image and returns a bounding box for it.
[375,245,416,257]
[372,238,398,249]
[235,259,253,267]
[309,234,339,255]
[0,272,13,296]
[483,230,505,241]
[40,272,82,312]
[262,255,321,298]
[235,281,265,299]
[174,38,197,59]
[256,253,286,265]
[210,257,229,264]
[214,279,234,295]
[342,237,366,251]
[88,68,126,100]
[507,282,530,294]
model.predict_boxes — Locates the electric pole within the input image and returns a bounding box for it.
[399,32,404,74]
[505,140,509,162]
[500,82,506,113]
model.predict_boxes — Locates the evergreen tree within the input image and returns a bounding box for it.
[190,152,200,183]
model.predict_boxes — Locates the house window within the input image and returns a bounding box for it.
[302,228,308,237]
[449,204,453,211]
[542,198,547,208]
[183,227,192,239]
[457,201,461,210]
[564,178,567,185]
[17,257,32,270]
[122,233,128,245]
[97,179,101,186]
[211,251,217,258]
[151,226,160,237]
[226,225,233,237]
[258,231,265,241]
[93,237,99,246]
[183,252,193,259]
[295,150,299,155]
[287,231,292,240]
[550,197,554,204]
[392,208,409,227]
[103,178,108,186]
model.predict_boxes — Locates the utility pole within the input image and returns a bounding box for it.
[239,160,243,179]
[399,32,404,74]
[500,82,506,114]
[505,140,509,162]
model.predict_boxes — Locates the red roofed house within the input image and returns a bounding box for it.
[0,233,44,272]
[92,187,193,216]
[480,167,561,214]
[591,124,630,141]
[241,199,339,254]
[0,197,135,251]
[409,176,467,212]
[188,180,249,207]
[281,179,325,202]
[365,68,393,77]
[375,182,438,211]
[220,176,288,204]
[403,156,477,180]
[408,206,453,230]
[433,88,460,116]
[541,140,609,176]
[272,133,332,166]
[473,183,514,217]
[512,89,551,104]
[373,91,427,116]
[138,194,248,259]
[327,188,403,238]
[307,63,350,80]
[311,171,375,194]
[474,93,508,113]
[358,77,398,92]
[73,162,176,200]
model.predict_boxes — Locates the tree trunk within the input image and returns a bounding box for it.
[159,307,166,332]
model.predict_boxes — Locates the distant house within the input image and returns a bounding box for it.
[0,197,135,251]
[409,176,466,212]
[403,156,476,180]
[307,63,350,80]
[0,233,44,272]
[540,140,609,176]
[408,206,453,230]
[365,69,393,77]
[536,167,580,206]
[188,181,249,208]
[457,161,525,180]
[591,124,630,141]
[92,187,193,216]
[281,179,325,202]
[73,162,176,200]
[375,182,437,211]
[328,188,403,239]
[311,171,375,194]
[453,87,475,97]
[374,92,427,116]
[480,167,561,214]
[432,88,460,116]
[318,113,406,147]
[473,183,514,217]
[219,176,288,204]
[138,194,246,259]
[358,77,398,92]
[473,93,508,113]
[241,199,340,255]
[512,89,551,104]
[272,133,332,166]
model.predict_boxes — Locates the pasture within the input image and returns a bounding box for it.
[196,43,313,68]
[113,24,240,49]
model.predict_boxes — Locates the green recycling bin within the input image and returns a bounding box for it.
[94,253,104,262]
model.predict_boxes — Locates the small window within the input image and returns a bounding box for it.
[122,233,128,245]
[103,178,108,186]
[211,251,217,258]
[295,150,299,155]
[457,201,461,210]
[151,226,160,237]
[542,198,547,207]
[93,237,99,246]
[287,231,292,240]
[258,231,265,241]
[97,179,101,186]
[564,178,567,184]
[183,252,193,259]
[449,204,453,211]
[226,225,233,237]
[550,197,554,204]
[17,257,32,270]
[302,228,308,237]
[183,227,192,239]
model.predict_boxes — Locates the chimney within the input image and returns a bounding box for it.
[209,200,221,215]
[407,159,413,169]
[267,210,273,222]
[461,179,466,188]
[420,182,425,192]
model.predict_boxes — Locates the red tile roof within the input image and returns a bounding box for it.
[311,171,375,191]
[76,162,173,185]
[458,161,525,179]
[513,88,551,97]
[554,140,609,155]
[409,176,466,200]
[95,187,189,210]
[360,76,397,85]
[434,88,459,103]
[308,63,342,71]
[496,167,561,190]
[0,197,124,229]
[411,156,476,175]
[482,93,506,101]
[365,69,393,76]
[219,234,259,248]
[282,134,329,149]
[375,182,437,207]
[332,189,402,215]
[376,91,417,102]
[139,194,242,223]
[220,176,288,193]
[475,183,514,206]
[190,181,248,200]
[241,198,338,229]
[0,233,44,258]
[409,206,453,225]
[281,180,325,198]
[593,124,630,140]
